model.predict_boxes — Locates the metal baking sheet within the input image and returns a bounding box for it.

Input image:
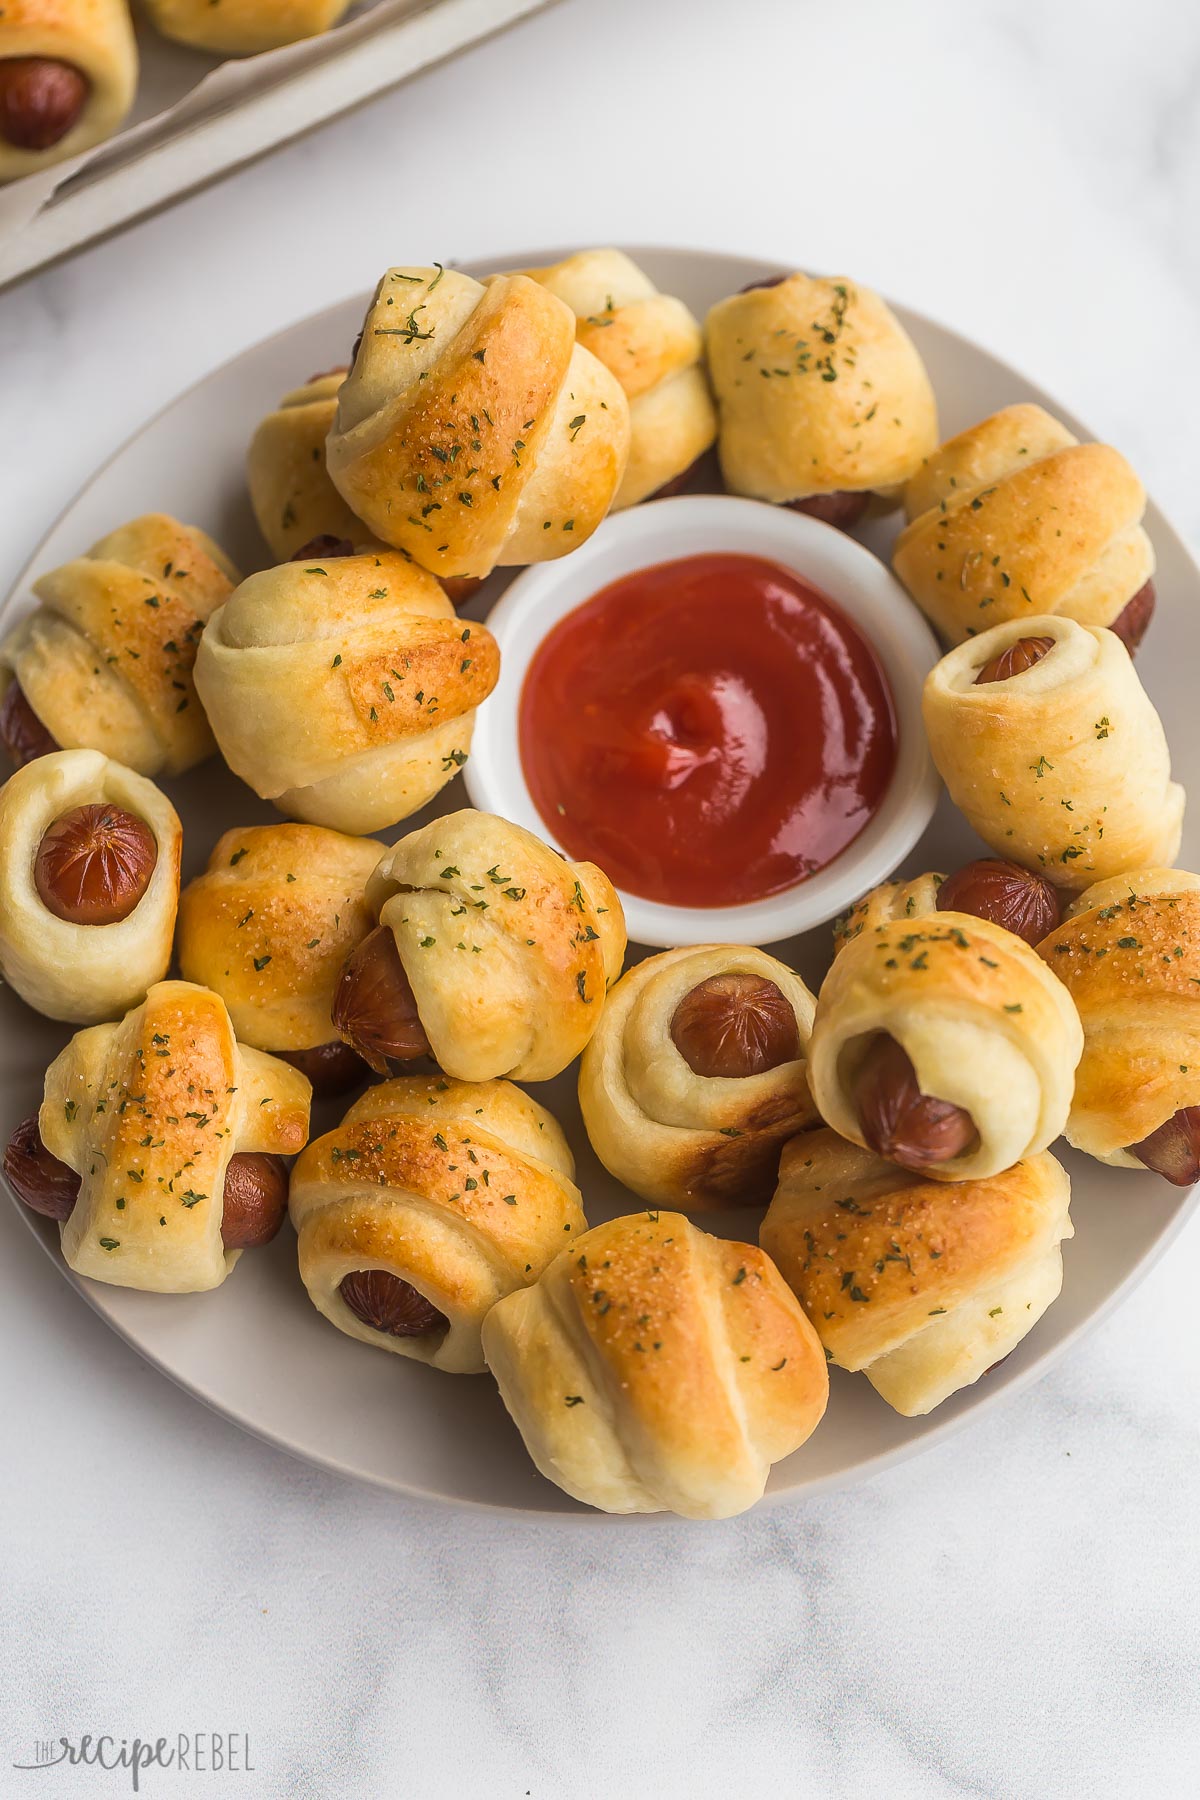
[0,0,557,290]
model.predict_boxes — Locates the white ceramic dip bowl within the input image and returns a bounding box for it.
[464,493,941,947]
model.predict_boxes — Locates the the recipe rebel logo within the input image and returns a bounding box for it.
[12,1734,255,1790]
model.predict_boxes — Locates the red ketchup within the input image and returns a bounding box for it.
[519,552,897,908]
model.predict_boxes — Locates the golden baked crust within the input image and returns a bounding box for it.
[1062,865,1200,919]
[246,372,368,561]
[578,945,818,1209]
[1,514,238,777]
[895,404,1154,643]
[922,615,1184,889]
[762,1129,1072,1415]
[40,980,311,1291]
[520,249,716,508]
[832,872,946,955]
[808,909,1082,1181]
[367,810,626,1083]
[289,1075,583,1373]
[0,748,181,1024]
[326,266,630,578]
[903,402,1075,522]
[193,551,499,833]
[177,823,381,1052]
[141,0,350,55]
[704,273,937,503]
[0,0,137,181]
[481,1211,828,1517]
[1038,870,1200,1162]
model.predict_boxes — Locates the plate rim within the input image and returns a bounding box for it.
[10,1172,1197,1523]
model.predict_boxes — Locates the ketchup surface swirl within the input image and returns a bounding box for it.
[519,552,897,908]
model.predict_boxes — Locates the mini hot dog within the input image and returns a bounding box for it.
[578,945,818,1210]
[332,925,432,1073]
[289,1075,583,1374]
[0,679,59,769]
[177,823,382,1100]
[0,750,181,1025]
[762,1128,1074,1417]
[850,1033,979,1174]
[786,489,872,529]
[934,859,1061,945]
[923,615,1184,890]
[894,404,1157,650]
[669,972,801,1081]
[809,909,1082,1183]
[1037,869,1200,1183]
[332,812,625,1084]
[0,57,88,150]
[0,0,137,181]
[8,980,311,1293]
[0,514,239,778]
[973,635,1055,685]
[34,803,157,925]
[834,860,1061,956]
[337,1269,449,1340]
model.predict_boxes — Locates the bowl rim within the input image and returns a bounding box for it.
[464,492,943,947]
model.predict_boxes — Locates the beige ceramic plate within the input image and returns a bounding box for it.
[3,247,1197,1516]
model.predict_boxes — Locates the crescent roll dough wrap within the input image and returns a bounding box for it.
[577,945,818,1209]
[326,265,631,579]
[808,911,1083,1182]
[762,1129,1073,1416]
[289,1075,585,1374]
[0,749,180,1024]
[39,980,311,1292]
[894,404,1155,644]
[922,616,1184,890]
[0,514,239,777]
[0,0,137,183]
[246,371,367,561]
[193,551,499,833]
[364,811,626,1082]
[177,823,380,1055]
[520,248,716,509]
[832,872,946,955]
[481,1211,829,1518]
[704,272,937,506]
[141,0,350,55]
[1037,869,1200,1167]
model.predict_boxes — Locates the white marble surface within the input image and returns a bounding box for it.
[2,0,1200,1792]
